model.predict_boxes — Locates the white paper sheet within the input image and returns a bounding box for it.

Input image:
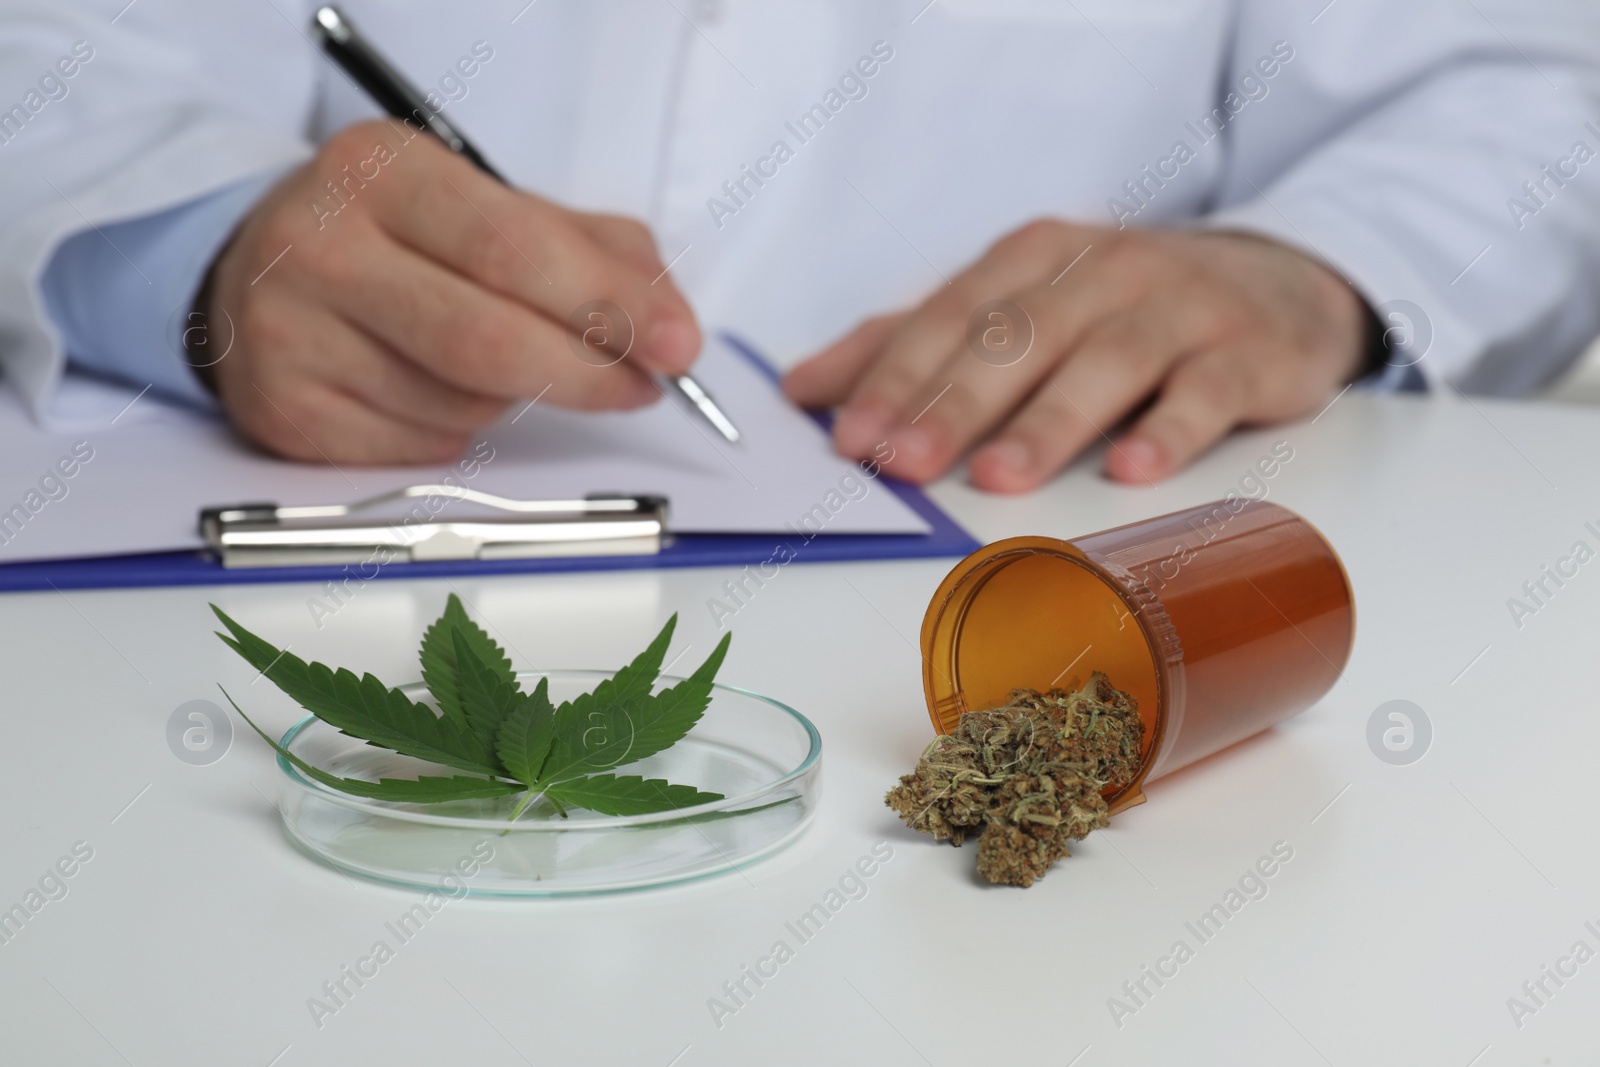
[0,336,929,564]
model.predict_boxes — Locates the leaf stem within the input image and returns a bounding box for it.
[505,790,535,824]
[503,786,569,826]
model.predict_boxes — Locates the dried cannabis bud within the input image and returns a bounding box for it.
[885,672,1144,887]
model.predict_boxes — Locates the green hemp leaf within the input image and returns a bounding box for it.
[419,593,516,730]
[536,617,731,785]
[214,601,730,818]
[452,628,525,771]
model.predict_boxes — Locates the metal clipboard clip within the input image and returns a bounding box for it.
[199,485,669,569]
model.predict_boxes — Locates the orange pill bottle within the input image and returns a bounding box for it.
[920,500,1354,811]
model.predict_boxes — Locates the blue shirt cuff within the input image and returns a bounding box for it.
[39,171,285,408]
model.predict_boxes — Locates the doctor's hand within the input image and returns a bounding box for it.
[783,221,1366,491]
[201,120,700,464]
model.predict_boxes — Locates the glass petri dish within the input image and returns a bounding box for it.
[272,671,822,897]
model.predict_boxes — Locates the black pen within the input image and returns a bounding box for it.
[311,5,743,446]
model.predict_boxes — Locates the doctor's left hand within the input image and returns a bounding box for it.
[783,221,1367,491]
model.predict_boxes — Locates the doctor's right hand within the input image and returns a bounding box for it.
[198,120,701,464]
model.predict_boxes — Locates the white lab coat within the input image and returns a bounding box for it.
[3,0,1599,416]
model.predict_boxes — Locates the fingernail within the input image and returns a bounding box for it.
[891,425,934,467]
[647,318,698,371]
[1116,438,1165,482]
[985,438,1031,473]
[835,403,891,454]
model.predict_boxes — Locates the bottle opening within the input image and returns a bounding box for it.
[920,540,1168,809]
[920,502,1353,816]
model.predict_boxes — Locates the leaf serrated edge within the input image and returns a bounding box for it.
[418,593,515,730]
[211,604,499,775]
[452,628,523,772]
[218,687,524,803]
[541,772,725,816]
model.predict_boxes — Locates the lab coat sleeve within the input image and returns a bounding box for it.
[0,2,317,420]
[38,173,285,408]
[1207,0,1600,395]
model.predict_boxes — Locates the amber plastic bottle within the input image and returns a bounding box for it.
[920,500,1354,812]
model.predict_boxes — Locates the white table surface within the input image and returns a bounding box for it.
[2,390,1597,1066]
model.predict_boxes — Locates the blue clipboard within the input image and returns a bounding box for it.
[0,335,979,593]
